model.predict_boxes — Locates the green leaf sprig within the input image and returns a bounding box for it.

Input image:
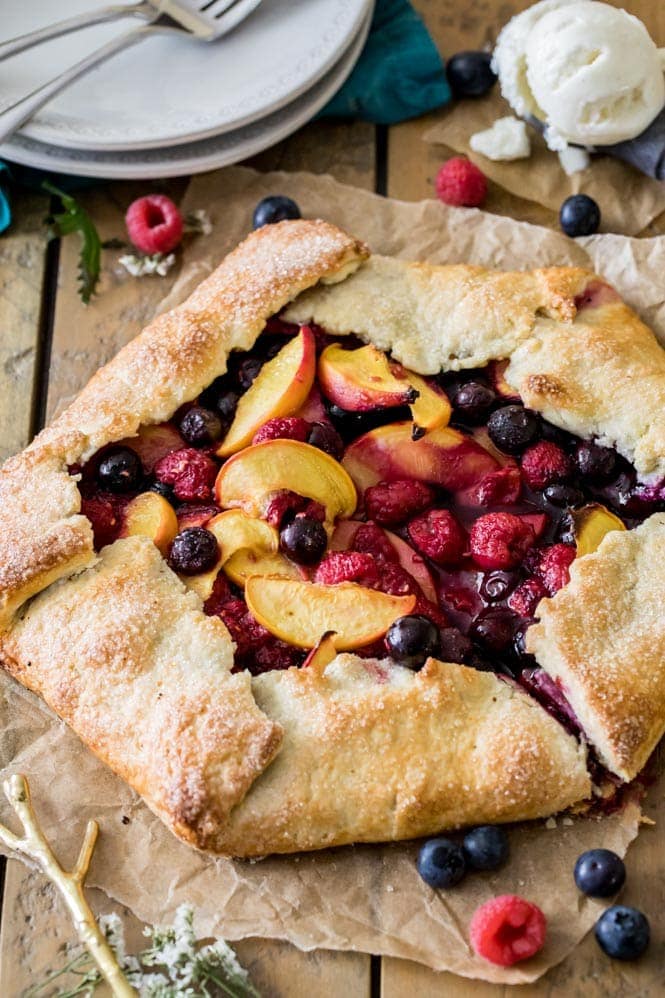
[42,181,102,305]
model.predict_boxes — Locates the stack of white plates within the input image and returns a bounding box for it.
[0,0,373,179]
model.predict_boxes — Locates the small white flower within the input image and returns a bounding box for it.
[185,209,213,235]
[118,252,177,278]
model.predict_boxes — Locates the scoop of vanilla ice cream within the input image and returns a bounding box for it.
[527,2,664,148]
[493,0,665,149]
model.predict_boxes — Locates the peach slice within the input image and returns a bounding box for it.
[303,631,338,670]
[488,360,520,401]
[119,491,178,555]
[217,327,316,456]
[343,421,499,494]
[318,343,417,412]
[215,440,357,525]
[407,373,451,432]
[330,520,438,603]
[224,549,303,587]
[245,576,415,650]
[572,503,625,558]
[182,510,281,600]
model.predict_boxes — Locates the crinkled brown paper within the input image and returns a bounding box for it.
[423,89,665,237]
[1,166,663,984]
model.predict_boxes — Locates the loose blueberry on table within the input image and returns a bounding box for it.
[74,314,664,721]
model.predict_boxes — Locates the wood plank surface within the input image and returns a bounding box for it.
[0,193,49,461]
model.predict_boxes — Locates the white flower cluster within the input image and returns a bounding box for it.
[118,252,177,278]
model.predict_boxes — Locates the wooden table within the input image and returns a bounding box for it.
[1,2,664,994]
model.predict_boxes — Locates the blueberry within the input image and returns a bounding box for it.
[280,516,327,565]
[487,405,540,454]
[385,615,441,670]
[463,825,510,871]
[236,357,264,390]
[446,51,497,99]
[168,527,219,575]
[574,441,616,483]
[543,483,584,508]
[574,849,626,898]
[594,905,650,960]
[307,422,344,461]
[438,626,473,664]
[470,607,516,652]
[479,571,519,602]
[179,406,223,446]
[560,195,601,237]
[417,837,467,888]
[452,381,495,424]
[252,195,301,229]
[215,390,240,425]
[97,447,143,493]
[148,480,176,505]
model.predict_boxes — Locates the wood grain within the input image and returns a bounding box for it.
[0,193,49,460]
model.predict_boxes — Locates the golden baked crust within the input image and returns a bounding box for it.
[0,220,367,630]
[526,515,665,782]
[0,219,663,855]
[285,257,665,480]
[1,537,283,844]
[214,656,589,857]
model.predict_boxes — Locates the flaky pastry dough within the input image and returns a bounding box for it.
[0,220,662,855]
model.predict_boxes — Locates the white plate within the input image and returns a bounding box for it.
[0,7,371,180]
[1,0,370,151]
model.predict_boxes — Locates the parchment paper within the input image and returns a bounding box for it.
[422,90,665,237]
[2,166,664,984]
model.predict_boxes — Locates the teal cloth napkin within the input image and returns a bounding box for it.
[0,0,449,233]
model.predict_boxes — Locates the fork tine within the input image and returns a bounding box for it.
[203,0,262,25]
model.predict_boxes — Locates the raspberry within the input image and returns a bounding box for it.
[508,577,548,617]
[251,639,305,675]
[202,573,234,617]
[458,465,522,507]
[81,494,120,549]
[413,595,448,628]
[407,509,467,565]
[534,543,575,595]
[216,598,271,659]
[314,551,378,587]
[263,491,325,529]
[469,895,546,966]
[364,480,435,526]
[520,441,572,490]
[352,522,399,563]
[125,194,183,255]
[435,157,487,208]
[154,447,217,502]
[374,562,418,597]
[469,513,536,570]
[252,417,310,445]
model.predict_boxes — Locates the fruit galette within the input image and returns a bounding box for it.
[1,220,664,857]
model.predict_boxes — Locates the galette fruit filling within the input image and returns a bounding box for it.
[75,319,663,751]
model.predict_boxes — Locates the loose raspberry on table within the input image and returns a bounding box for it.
[154,447,217,502]
[314,551,378,587]
[458,465,522,507]
[435,157,487,208]
[352,522,399,563]
[469,895,547,966]
[533,543,576,595]
[508,577,548,617]
[520,441,572,490]
[125,194,183,255]
[469,513,536,570]
[252,416,310,445]
[364,480,435,526]
[407,508,467,565]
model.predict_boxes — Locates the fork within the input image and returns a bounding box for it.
[0,0,262,144]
